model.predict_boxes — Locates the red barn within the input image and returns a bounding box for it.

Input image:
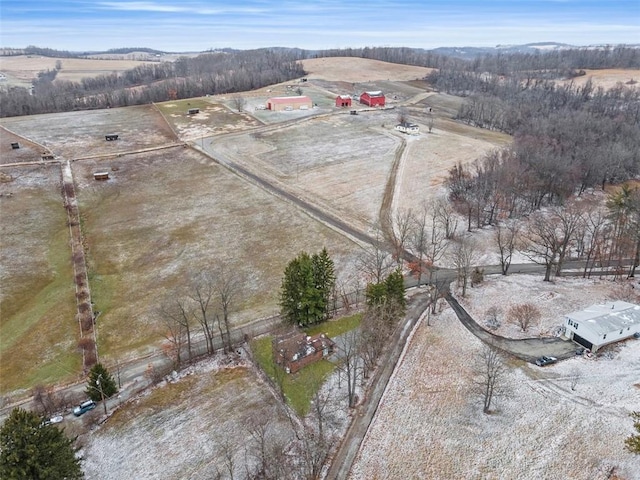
[335,95,352,107]
[360,91,385,107]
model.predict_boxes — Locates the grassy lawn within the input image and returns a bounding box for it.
[251,314,360,416]
[0,168,81,395]
[305,313,361,337]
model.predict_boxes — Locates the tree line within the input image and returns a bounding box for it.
[316,45,640,73]
[0,48,306,117]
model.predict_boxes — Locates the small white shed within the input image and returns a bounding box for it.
[564,301,640,352]
[395,122,420,134]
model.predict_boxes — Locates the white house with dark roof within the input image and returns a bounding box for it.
[564,301,640,352]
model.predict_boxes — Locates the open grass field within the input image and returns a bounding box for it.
[0,56,506,398]
[557,68,640,90]
[213,110,401,231]
[0,105,178,159]
[72,146,360,361]
[81,360,295,480]
[301,57,434,83]
[0,127,50,164]
[0,165,81,395]
[0,55,158,88]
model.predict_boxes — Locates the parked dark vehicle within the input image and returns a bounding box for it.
[73,400,96,416]
[535,356,557,367]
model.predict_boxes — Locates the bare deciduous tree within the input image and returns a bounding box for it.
[245,418,286,479]
[390,209,413,267]
[427,112,435,133]
[189,273,217,355]
[508,303,541,332]
[451,235,477,297]
[520,206,581,281]
[32,385,64,416]
[494,220,521,275]
[474,345,507,414]
[434,197,458,240]
[485,306,502,330]
[158,293,194,368]
[397,107,409,124]
[220,439,237,480]
[231,95,246,112]
[336,328,361,408]
[158,302,188,368]
[214,266,240,353]
[410,202,448,285]
[358,225,394,284]
[359,300,398,378]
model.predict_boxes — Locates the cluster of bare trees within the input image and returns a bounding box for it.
[159,268,241,369]
[204,412,335,480]
[467,45,640,74]
[492,189,640,281]
[31,385,84,417]
[447,109,640,230]
[317,44,640,74]
[0,49,306,117]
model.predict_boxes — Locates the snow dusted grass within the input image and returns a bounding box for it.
[72,148,360,360]
[82,356,296,480]
[458,274,640,339]
[350,277,640,480]
[0,105,177,159]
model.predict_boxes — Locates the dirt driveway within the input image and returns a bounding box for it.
[445,292,578,363]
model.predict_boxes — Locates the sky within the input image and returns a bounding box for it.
[0,0,639,52]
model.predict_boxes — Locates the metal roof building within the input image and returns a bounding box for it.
[564,301,640,352]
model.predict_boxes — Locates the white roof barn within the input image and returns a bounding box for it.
[564,301,640,352]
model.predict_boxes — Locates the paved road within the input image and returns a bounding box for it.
[325,291,432,480]
[0,314,282,423]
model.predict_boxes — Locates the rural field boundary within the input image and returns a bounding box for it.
[0,124,53,156]
[61,160,99,371]
[72,142,187,162]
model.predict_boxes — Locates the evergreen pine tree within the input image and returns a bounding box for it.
[385,268,407,314]
[0,408,83,479]
[312,247,336,321]
[85,363,118,402]
[280,249,336,326]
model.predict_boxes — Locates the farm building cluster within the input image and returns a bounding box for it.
[265,90,387,112]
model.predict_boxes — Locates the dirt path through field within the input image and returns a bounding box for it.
[379,133,407,244]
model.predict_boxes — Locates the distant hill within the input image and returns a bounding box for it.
[429,42,640,59]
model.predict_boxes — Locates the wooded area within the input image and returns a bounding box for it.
[0,48,305,117]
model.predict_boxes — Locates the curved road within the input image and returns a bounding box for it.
[444,292,579,363]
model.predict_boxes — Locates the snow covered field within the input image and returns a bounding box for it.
[350,275,640,480]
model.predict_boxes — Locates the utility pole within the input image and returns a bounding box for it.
[97,375,107,416]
